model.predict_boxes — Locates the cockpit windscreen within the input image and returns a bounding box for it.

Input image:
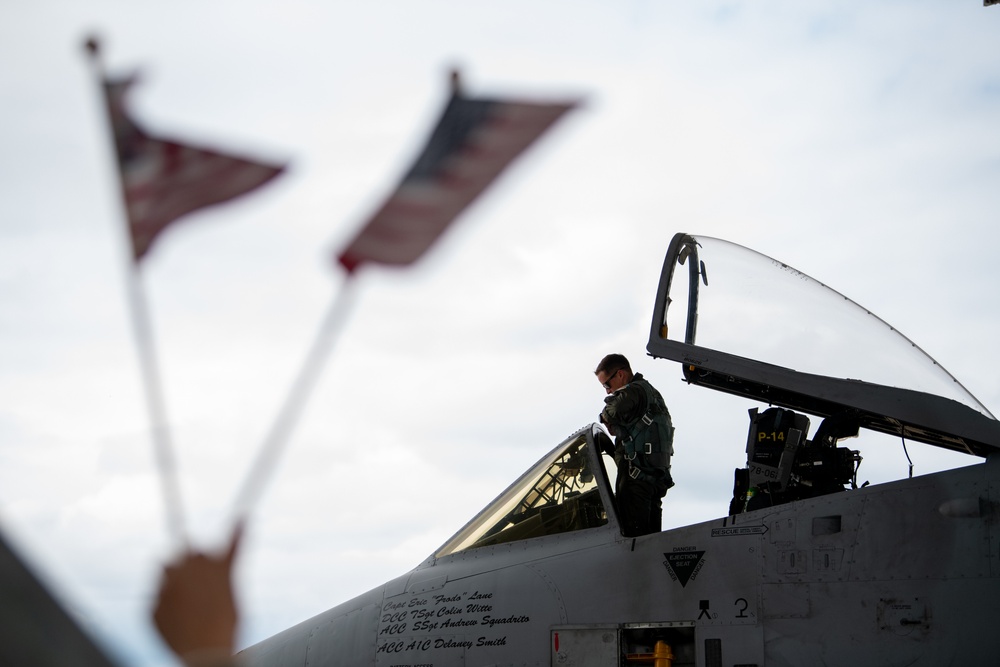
[435,433,608,558]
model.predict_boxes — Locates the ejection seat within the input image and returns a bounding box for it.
[729,407,810,514]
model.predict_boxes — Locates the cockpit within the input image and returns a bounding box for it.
[434,234,1000,559]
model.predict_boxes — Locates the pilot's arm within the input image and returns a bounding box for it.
[600,384,647,431]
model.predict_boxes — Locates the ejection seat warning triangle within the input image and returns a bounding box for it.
[662,551,705,587]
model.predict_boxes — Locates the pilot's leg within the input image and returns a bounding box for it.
[649,474,672,533]
[649,471,672,533]
[650,493,663,534]
[618,478,655,537]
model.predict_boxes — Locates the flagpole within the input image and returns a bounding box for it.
[229,274,360,528]
[84,36,188,548]
[127,267,188,547]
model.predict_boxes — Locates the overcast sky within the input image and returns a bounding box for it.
[2,1,999,665]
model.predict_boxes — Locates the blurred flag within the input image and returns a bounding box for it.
[102,74,286,262]
[336,75,578,273]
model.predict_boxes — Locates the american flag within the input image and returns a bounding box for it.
[336,81,577,273]
[102,75,286,262]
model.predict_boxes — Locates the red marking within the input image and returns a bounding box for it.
[554,632,559,652]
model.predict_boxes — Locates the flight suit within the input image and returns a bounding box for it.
[600,373,674,537]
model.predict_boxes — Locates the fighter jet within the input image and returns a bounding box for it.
[238,232,1000,667]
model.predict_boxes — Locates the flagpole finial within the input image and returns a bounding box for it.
[83,35,106,74]
[84,35,101,59]
[450,68,462,96]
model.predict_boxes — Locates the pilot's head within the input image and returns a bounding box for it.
[595,353,633,395]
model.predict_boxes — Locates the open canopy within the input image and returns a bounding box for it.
[646,233,1000,457]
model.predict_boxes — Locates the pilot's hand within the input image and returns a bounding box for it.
[152,525,243,667]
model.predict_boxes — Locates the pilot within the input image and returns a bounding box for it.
[594,354,674,537]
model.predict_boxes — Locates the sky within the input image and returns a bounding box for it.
[2,1,999,665]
